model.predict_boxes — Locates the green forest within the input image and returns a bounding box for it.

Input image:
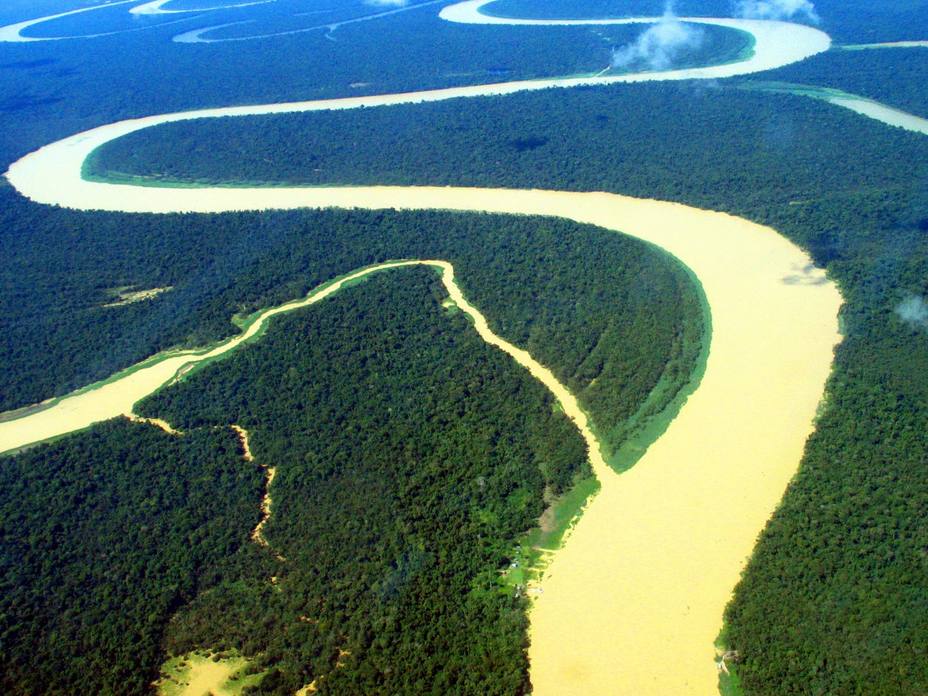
[1,178,704,692]
[3,0,928,693]
[1,0,923,172]
[0,6,747,169]
[0,268,593,694]
[0,191,703,463]
[80,77,928,693]
[140,268,590,694]
[0,421,264,694]
[84,81,924,211]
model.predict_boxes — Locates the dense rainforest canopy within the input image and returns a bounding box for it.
[0,421,264,694]
[0,193,703,462]
[0,2,748,169]
[2,0,928,693]
[1,268,593,695]
[139,268,592,694]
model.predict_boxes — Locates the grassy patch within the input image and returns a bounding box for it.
[719,667,744,696]
[499,474,600,591]
[155,650,266,696]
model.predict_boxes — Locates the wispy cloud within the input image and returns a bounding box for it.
[364,0,408,6]
[896,294,928,330]
[734,0,819,23]
[611,3,704,72]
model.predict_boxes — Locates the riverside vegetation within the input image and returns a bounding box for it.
[0,4,748,171]
[138,268,589,694]
[767,47,928,119]
[84,77,928,693]
[3,0,927,693]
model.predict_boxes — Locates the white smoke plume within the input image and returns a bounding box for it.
[896,294,928,330]
[735,0,819,23]
[611,3,704,72]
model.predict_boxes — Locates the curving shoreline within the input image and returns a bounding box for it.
[741,82,928,136]
[0,2,848,693]
[130,0,274,16]
[0,256,610,484]
[443,0,832,80]
[825,93,928,134]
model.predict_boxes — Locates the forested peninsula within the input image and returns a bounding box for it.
[139,268,589,694]
[1,192,703,464]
